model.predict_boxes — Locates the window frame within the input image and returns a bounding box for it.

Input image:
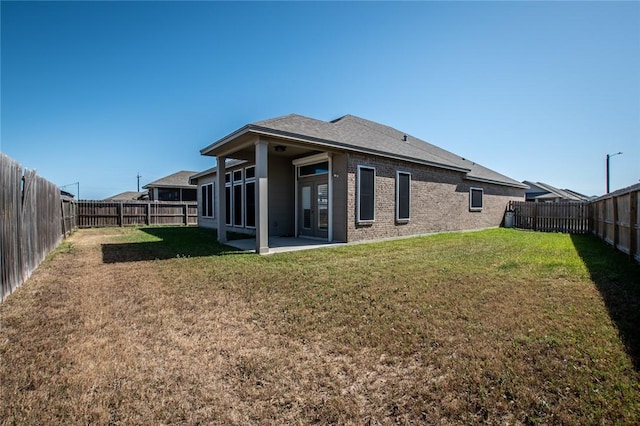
[232,171,243,227]
[298,161,329,178]
[357,165,376,223]
[200,183,215,218]
[225,173,232,226]
[244,166,256,229]
[396,171,411,222]
[469,187,484,211]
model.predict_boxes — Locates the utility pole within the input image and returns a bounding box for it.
[606,152,622,194]
[137,173,142,192]
[60,182,80,200]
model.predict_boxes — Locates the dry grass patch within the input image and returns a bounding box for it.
[1,227,639,424]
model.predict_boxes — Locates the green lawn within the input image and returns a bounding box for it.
[1,227,638,424]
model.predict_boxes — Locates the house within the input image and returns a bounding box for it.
[60,189,75,200]
[143,171,198,202]
[191,114,526,254]
[523,181,590,202]
[104,191,148,201]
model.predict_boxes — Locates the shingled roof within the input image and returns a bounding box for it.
[104,191,148,201]
[143,171,198,189]
[523,181,590,202]
[202,114,526,189]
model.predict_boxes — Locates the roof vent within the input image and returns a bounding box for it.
[403,135,408,142]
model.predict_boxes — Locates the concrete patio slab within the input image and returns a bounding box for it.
[224,237,345,254]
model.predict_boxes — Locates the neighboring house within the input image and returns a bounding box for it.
[60,189,75,200]
[104,191,148,201]
[523,181,590,202]
[143,171,198,202]
[191,114,527,254]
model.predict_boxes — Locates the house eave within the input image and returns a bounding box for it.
[201,124,471,174]
[200,125,253,156]
[142,184,196,190]
[465,175,529,189]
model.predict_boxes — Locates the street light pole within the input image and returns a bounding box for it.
[606,152,622,194]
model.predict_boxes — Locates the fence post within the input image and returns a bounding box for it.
[183,203,188,225]
[612,195,619,250]
[118,202,123,227]
[630,190,638,261]
[146,202,151,226]
[60,199,67,237]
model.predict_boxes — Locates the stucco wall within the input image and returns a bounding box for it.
[346,153,525,242]
[268,156,294,236]
[195,174,217,230]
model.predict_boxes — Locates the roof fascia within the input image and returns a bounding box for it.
[201,124,539,179]
[143,184,196,189]
[189,159,247,184]
[201,125,252,155]
[465,175,529,189]
[249,126,471,174]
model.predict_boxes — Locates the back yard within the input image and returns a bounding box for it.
[1,227,638,425]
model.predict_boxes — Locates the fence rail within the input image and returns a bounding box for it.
[77,200,197,228]
[509,184,640,262]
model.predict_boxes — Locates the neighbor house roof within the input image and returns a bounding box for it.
[523,181,590,202]
[143,171,198,189]
[104,191,148,201]
[201,114,526,189]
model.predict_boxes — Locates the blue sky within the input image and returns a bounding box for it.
[1,1,638,200]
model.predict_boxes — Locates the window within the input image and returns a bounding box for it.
[396,171,411,221]
[222,165,258,228]
[470,187,483,211]
[233,182,243,226]
[225,173,232,226]
[231,170,243,226]
[245,166,256,228]
[357,166,375,223]
[200,183,214,218]
[182,188,197,202]
[157,188,179,201]
[299,161,329,177]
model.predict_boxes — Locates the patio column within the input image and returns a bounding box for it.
[216,156,227,243]
[255,139,269,254]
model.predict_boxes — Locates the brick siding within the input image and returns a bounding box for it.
[346,153,524,242]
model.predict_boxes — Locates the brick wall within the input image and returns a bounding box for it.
[346,153,524,242]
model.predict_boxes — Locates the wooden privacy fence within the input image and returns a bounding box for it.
[591,185,639,262]
[508,183,640,262]
[507,201,590,234]
[1,154,67,301]
[77,200,197,228]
